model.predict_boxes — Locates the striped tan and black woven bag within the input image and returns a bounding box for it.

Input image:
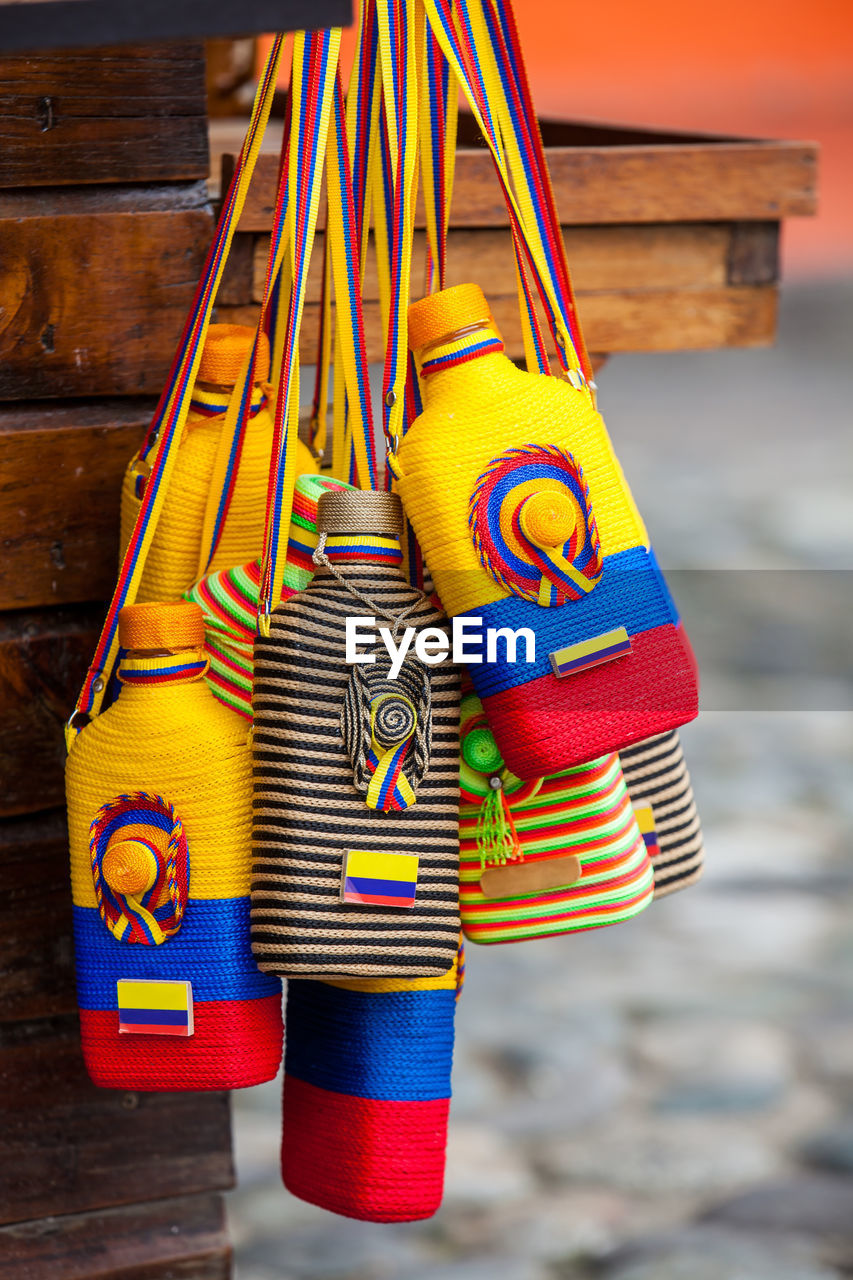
[619,731,705,896]
[251,490,461,979]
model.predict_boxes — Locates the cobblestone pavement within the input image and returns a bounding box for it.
[228,281,853,1280]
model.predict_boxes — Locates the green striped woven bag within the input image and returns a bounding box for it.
[185,473,355,720]
[459,693,655,944]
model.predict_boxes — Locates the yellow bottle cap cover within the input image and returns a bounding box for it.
[197,324,271,387]
[407,283,493,352]
[119,601,205,651]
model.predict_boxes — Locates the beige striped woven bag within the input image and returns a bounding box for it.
[251,490,461,979]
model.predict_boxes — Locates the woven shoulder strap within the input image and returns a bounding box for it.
[257,28,342,632]
[422,0,592,387]
[66,38,286,748]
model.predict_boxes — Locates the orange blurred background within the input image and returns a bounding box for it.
[261,0,853,278]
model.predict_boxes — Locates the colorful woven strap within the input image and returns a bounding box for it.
[67,37,286,745]
[326,70,378,490]
[419,22,458,295]
[421,0,590,384]
[376,0,420,470]
[258,28,342,633]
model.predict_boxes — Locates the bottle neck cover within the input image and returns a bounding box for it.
[117,648,210,688]
[417,320,504,378]
[189,382,268,420]
[320,530,403,567]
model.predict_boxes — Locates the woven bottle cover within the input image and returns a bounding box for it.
[119,323,316,603]
[458,693,655,944]
[251,488,461,979]
[619,730,705,898]
[66,597,283,1091]
[395,282,698,781]
[281,955,458,1222]
[186,474,357,721]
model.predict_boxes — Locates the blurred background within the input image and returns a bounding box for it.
[229,4,853,1276]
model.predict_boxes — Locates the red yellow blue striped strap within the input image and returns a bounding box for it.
[419,21,457,295]
[66,37,286,747]
[326,70,379,490]
[258,27,342,634]
[376,0,420,473]
[421,0,590,387]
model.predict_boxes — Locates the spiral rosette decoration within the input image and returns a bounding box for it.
[468,444,603,606]
[342,658,432,812]
[89,792,189,945]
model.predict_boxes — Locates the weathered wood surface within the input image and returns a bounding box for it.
[0,0,352,51]
[0,1014,234,1224]
[224,122,818,233]
[0,808,75,1022]
[0,605,101,818]
[0,183,213,401]
[240,224,741,304]
[0,1192,230,1278]
[219,285,778,363]
[0,44,208,188]
[0,400,151,611]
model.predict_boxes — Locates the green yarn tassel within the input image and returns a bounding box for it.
[476,779,520,871]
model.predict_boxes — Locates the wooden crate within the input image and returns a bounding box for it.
[0,43,234,1280]
[214,115,817,361]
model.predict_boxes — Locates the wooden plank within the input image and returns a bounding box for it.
[0,184,213,400]
[227,136,818,233]
[245,224,735,307]
[0,1016,234,1225]
[727,221,780,285]
[0,400,152,611]
[0,809,75,1023]
[0,0,352,50]
[0,605,102,818]
[219,283,779,363]
[0,44,208,187]
[0,1193,230,1277]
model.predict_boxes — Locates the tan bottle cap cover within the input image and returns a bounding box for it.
[316,489,403,536]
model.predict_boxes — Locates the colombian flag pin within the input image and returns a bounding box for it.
[549,626,632,678]
[117,978,194,1036]
[342,849,419,909]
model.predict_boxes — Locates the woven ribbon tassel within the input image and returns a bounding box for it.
[366,692,418,810]
[342,658,432,812]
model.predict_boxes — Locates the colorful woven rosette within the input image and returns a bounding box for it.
[89,792,189,946]
[469,444,602,608]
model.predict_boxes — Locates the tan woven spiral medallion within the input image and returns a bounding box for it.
[251,490,461,978]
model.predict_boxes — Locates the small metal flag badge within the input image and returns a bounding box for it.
[342,849,419,909]
[549,626,632,678]
[633,804,661,860]
[117,978,194,1036]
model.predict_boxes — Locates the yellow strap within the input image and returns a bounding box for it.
[422,0,584,377]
